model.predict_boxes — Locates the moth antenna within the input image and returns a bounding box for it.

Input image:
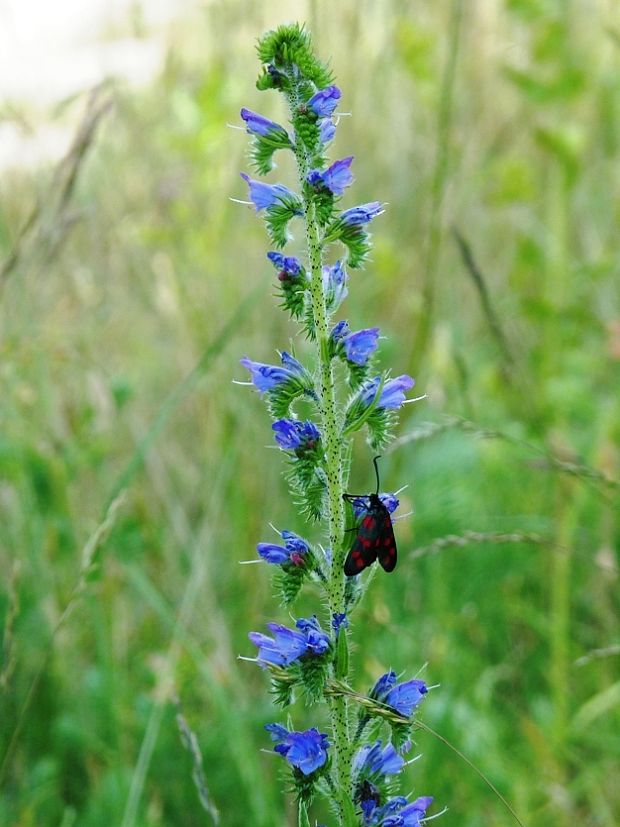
[372,455,382,495]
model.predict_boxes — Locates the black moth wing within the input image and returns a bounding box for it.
[343,494,397,576]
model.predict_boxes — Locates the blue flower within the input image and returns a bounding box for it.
[265,724,330,775]
[332,612,348,635]
[331,323,379,365]
[295,616,330,655]
[280,351,307,373]
[323,260,348,310]
[318,117,336,144]
[343,327,380,365]
[370,670,428,717]
[255,543,289,565]
[256,529,309,566]
[381,796,434,827]
[249,623,308,666]
[240,351,309,393]
[267,251,303,279]
[362,794,408,826]
[350,493,399,519]
[308,85,341,117]
[353,740,404,780]
[240,108,290,140]
[248,616,330,666]
[369,670,397,699]
[340,201,385,226]
[240,173,298,211]
[282,530,310,555]
[307,157,354,196]
[360,375,415,410]
[331,320,350,341]
[272,418,320,451]
[386,679,428,717]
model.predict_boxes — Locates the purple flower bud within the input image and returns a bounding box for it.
[267,251,303,279]
[240,173,298,211]
[332,612,348,635]
[306,170,324,188]
[308,85,341,117]
[340,201,385,226]
[240,108,290,140]
[323,260,348,309]
[370,669,398,700]
[330,320,350,342]
[318,117,336,144]
[280,351,305,374]
[265,724,330,776]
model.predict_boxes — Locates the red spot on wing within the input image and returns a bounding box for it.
[378,519,397,572]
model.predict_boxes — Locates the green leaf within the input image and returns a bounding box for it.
[300,653,330,703]
[250,131,294,176]
[257,23,334,89]
[264,197,304,248]
[275,564,306,606]
[324,220,372,268]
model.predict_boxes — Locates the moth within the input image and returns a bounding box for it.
[343,456,397,576]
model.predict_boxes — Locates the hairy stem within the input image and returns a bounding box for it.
[290,97,353,824]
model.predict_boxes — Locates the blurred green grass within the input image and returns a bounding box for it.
[1,1,619,825]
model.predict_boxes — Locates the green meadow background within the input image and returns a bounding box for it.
[1,1,619,825]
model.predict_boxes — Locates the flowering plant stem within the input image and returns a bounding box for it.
[239,24,431,827]
[293,119,352,823]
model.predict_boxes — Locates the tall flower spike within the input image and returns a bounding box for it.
[237,23,435,825]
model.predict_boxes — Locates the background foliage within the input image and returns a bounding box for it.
[1,1,619,825]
